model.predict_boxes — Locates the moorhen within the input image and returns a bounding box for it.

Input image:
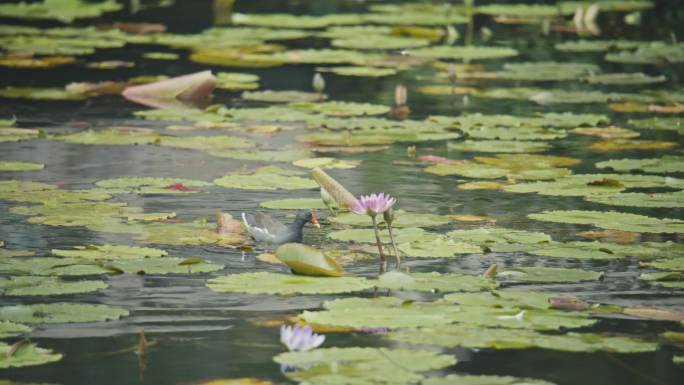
[241,209,319,245]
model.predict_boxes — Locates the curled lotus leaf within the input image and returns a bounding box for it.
[260,198,326,210]
[405,46,518,60]
[377,271,496,293]
[596,156,684,174]
[288,101,390,117]
[0,161,44,171]
[447,140,551,153]
[275,243,344,277]
[529,210,684,233]
[241,90,324,103]
[207,272,374,295]
[0,342,62,368]
[214,166,317,190]
[328,210,450,228]
[51,244,167,260]
[498,266,603,283]
[0,303,129,324]
[310,167,357,209]
[292,157,361,170]
[0,321,32,338]
[274,347,456,385]
[0,276,107,296]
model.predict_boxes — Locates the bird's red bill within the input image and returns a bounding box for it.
[310,210,320,227]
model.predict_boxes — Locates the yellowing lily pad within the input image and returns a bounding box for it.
[590,139,677,151]
[585,191,684,208]
[0,87,87,100]
[528,210,684,233]
[0,161,44,171]
[213,166,317,190]
[52,128,161,145]
[331,35,430,50]
[51,244,167,260]
[571,126,640,139]
[317,66,397,77]
[0,303,129,324]
[448,140,551,153]
[0,0,121,23]
[0,127,40,143]
[207,272,374,295]
[158,134,255,151]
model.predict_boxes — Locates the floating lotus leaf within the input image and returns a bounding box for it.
[497,61,600,81]
[126,212,176,222]
[389,326,657,353]
[590,139,677,151]
[639,272,684,289]
[0,276,107,296]
[318,66,397,77]
[498,267,603,283]
[643,258,684,271]
[321,116,445,131]
[233,13,364,29]
[135,221,244,246]
[274,347,456,385]
[52,128,161,145]
[0,187,111,204]
[10,201,135,228]
[260,198,326,210]
[95,177,212,194]
[555,40,643,52]
[504,174,680,197]
[476,4,565,17]
[0,303,128,324]
[331,35,430,50]
[215,72,259,90]
[0,127,40,143]
[289,101,390,117]
[430,112,609,128]
[529,210,684,233]
[476,154,580,168]
[447,140,551,153]
[0,87,87,100]
[628,117,681,131]
[293,157,361,170]
[571,126,640,139]
[405,46,518,60]
[425,161,571,181]
[0,248,34,258]
[526,241,682,260]
[377,271,496,292]
[0,321,32,340]
[135,108,229,123]
[0,0,121,23]
[461,126,567,141]
[0,257,108,276]
[363,11,468,25]
[0,160,43,171]
[297,129,458,146]
[143,52,179,60]
[329,227,437,244]
[99,257,224,275]
[477,88,654,105]
[51,244,167,260]
[675,356,684,365]
[396,238,482,258]
[559,1,654,13]
[449,307,596,330]
[218,106,320,122]
[214,166,317,190]
[275,243,344,277]
[605,43,684,64]
[209,149,312,162]
[444,291,554,310]
[423,375,555,385]
[207,272,373,295]
[158,135,255,151]
[458,181,508,190]
[585,191,684,208]
[596,156,684,173]
[0,342,61,369]
[241,90,323,103]
[329,210,450,228]
[319,25,391,39]
[584,72,666,85]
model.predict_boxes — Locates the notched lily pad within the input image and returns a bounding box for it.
[0,341,62,368]
[207,272,374,295]
[498,266,603,283]
[0,303,129,324]
[529,210,684,233]
[95,177,212,194]
[377,271,497,293]
[214,166,317,190]
[52,244,167,260]
[0,276,107,296]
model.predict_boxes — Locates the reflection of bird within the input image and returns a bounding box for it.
[241,210,319,245]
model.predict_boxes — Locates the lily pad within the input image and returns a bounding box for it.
[207,272,374,295]
[0,342,61,368]
[639,272,684,289]
[329,227,437,244]
[241,90,324,103]
[555,40,644,53]
[497,61,600,82]
[52,128,161,145]
[0,127,40,143]
[596,156,684,173]
[51,244,167,260]
[0,0,121,23]
[293,157,361,170]
[498,267,603,283]
[209,149,312,162]
[0,257,109,276]
[396,238,482,258]
[405,46,518,60]
[274,347,456,385]
[289,101,390,117]
[425,160,571,181]
[158,135,255,151]
[98,257,224,275]
[430,112,609,128]
[447,140,551,153]
[571,126,640,139]
[585,191,684,208]
[504,174,680,197]
[260,198,326,210]
[317,66,397,77]
[423,375,555,385]
[0,276,107,296]
[0,87,87,100]
[628,117,682,131]
[0,161,44,171]
[477,4,565,18]
[275,243,344,277]
[95,177,212,194]
[216,72,259,90]
[584,72,666,85]
[590,139,677,151]
[331,35,430,50]
[446,228,552,251]
[0,321,32,338]
[529,210,684,233]
[328,210,450,228]
[297,129,458,146]
[605,43,684,64]
[376,271,496,293]
[0,303,128,324]
[214,166,317,190]
[526,241,681,260]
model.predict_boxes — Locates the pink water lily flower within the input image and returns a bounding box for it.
[280,324,325,352]
[351,193,397,217]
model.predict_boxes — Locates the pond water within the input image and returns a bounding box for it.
[1,1,683,384]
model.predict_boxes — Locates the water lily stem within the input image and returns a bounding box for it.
[371,216,386,270]
[386,224,401,268]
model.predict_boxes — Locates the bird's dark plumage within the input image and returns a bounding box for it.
[242,210,318,245]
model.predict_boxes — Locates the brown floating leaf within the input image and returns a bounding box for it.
[549,297,591,311]
[577,230,639,244]
[648,103,684,114]
[310,167,357,209]
[97,22,166,34]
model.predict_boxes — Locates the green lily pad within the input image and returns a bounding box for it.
[585,191,684,208]
[260,198,326,210]
[497,61,600,82]
[0,87,87,100]
[425,161,571,181]
[0,321,31,338]
[504,174,680,197]
[51,244,167,260]
[0,303,128,324]
[498,267,603,283]
[396,238,482,258]
[232,13,364,29]
[596,156,684,173]
[628,117,682,131]
[639,272,684,289]
[0,248,34,258]
[274,347,456,385]
[135,221,244,246]
[289,101,390,117]
[0,161,44,171]
[0,187,111,205]
[446,228,552,252]
[241,90,324,103]
[555,40,644,53]
[143,52,179,60]
[461,125,567,141]
[526,241,681,260]
[559,1,654,13]
[405,46,518,60]
[329,227,437,244]
[297,129,458,146]
[52,128,161,145]
[584,72,666,85]
[430,112,609,128]
[317,66,397,77]
[0,0,121,23]
[447,140,551,153]
[444,291,554,310]
[477,4,565,18]
[0,276,107,296]
[95,177,212,194]
[0,127,40,143]
[0,257,108,276]
[209,149,312,162]
[216,72,259,90]
[158,135,255,151]
[571,126,640,139]
[423,375,555,385]
[477,87,654,105]
[275,243,344,277]
[377,271,496,293]
[364,11,468,26]
[10,201,135,228]
[675,355,684,365]
[319,25,392,39]
[214,166,317,190]
[99,257,224,275]
[329,210,450,228]
[206,272,374,295]
[0,342,61,368]
[643,258,684,271]
[331,35,430,50]
[605,43,684,64]
[389,326,657,353]
[529,210,684,233]
[293,157,361,170]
